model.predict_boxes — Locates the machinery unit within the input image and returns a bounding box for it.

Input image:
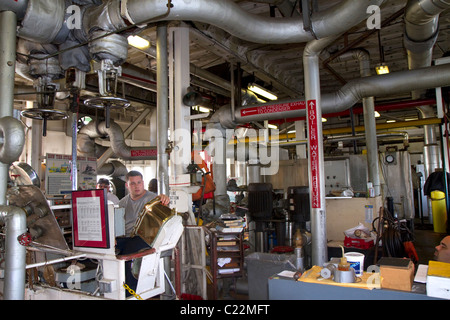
[0,185,183,300]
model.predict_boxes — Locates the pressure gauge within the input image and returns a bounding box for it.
[385,154,395,164]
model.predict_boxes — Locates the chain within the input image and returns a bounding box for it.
[123,283,143,300]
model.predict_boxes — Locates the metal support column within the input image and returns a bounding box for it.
[0,11,18,205]
[157,23,170,195]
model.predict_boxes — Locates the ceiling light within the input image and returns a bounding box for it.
[322,117,327,122]
[374,111,380,118]
[375,63,390,75]
[193,106,210,113]
[128,35,150,49]
[247,83,278,100]
[268,124,278,129]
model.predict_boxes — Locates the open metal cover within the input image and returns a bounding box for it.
[130,196,175,247]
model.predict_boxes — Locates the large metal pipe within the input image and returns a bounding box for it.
[156,23,170,195]
[213,63,450,129]
[0,205,27,300]
[77,120,157,161]
[125,0,380,44]
[333,49,381,196]
[404,0,450,181]
[0,11,21,207]
[303,35,340,267]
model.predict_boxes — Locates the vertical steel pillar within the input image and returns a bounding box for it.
[303,36,338,267]
[157,23,170,195]
[0,11,18,205]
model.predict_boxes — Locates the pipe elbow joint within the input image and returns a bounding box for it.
[0,117,25,165]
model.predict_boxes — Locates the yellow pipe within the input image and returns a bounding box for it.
[323,118,441,135]
[226,118,441,144]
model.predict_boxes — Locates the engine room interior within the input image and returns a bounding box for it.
[0,0,450,304]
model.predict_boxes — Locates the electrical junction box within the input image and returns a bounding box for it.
[427,261,450,299]
[378,257,414,292]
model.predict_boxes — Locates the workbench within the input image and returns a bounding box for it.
[268,271,441,300]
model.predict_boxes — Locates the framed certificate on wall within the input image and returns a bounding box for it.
[72,189,109,248]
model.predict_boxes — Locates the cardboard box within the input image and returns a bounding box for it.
[427,261,450,299]
[378,257,414,292]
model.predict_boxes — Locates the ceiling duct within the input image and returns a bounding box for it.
[77,120,157,161]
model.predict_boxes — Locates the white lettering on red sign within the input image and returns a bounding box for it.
[307,100,321,209]
[240,101,305,117]
[130,149,157,157]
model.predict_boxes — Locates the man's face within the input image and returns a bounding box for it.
[126,175,146,199]
[435,236,450,263]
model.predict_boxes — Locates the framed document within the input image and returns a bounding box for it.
[72,189,109,248]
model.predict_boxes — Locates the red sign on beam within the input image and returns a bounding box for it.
[240,101,306,117]
[307,99,321,209]
[130,149,157,158]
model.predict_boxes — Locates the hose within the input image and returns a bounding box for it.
[372,205,412,259]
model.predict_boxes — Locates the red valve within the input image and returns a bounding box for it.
[17,233,32,246]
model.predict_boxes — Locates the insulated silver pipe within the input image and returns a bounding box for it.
[215,63,450,128]
[157,23,170,195]
[334,49,380,196]
[125,0,381,44]
[0,0,28,20]
[404,0,450,182]
[78,120,157,161]
[0,205,27,300]
[303,36,339,267]
[0,11,20,206]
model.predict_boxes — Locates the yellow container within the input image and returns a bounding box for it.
[431,190,447,233]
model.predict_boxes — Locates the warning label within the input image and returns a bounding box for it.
[240,101,305,117]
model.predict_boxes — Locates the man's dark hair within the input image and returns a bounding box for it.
[97,178,110,185]
[125,170,143,181]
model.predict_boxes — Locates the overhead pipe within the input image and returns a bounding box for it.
[404,0,450,180]
[213,63,450,129]
[124,0,383,44]
[96,107,153,168]
[333,49,381,196]
[77,120,157,161]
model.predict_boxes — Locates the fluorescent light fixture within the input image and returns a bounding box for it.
[386,119,396,123]
[288,130,296,134]
[128,35,150,49]
[268,124,278,129]
[247,83,278,100]
[322,117,327,122]
[374,111,380,118]
[193,106,210,113]
[375,63,390,75]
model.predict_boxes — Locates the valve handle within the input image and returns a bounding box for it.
[17,233,33,246]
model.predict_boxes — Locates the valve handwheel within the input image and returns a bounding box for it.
[17,232,33,246]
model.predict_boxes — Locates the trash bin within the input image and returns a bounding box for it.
[431,190,447,233]
[246,252,297,300]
